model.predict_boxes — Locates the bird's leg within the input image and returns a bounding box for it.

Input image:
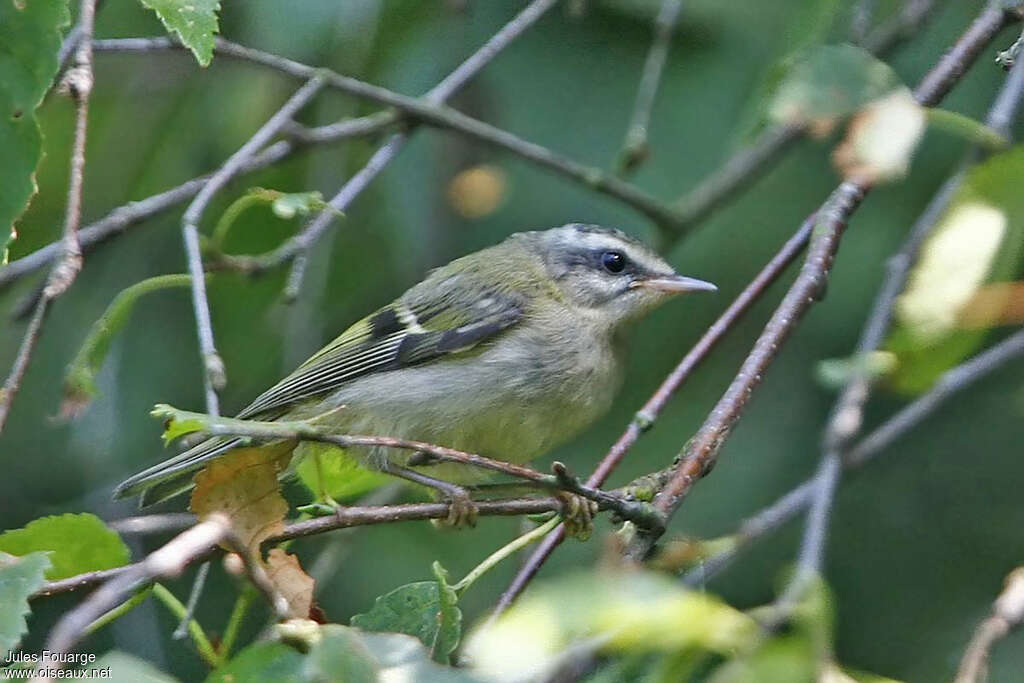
[555,491,598,541]
[379,461,478,528]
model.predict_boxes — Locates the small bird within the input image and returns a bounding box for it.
[115,224,715,527]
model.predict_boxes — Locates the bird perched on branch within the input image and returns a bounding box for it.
[115,224,715,532]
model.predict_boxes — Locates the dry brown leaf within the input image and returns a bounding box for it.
[266,548,316,619]
[190,444,292,555]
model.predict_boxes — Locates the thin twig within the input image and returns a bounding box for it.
[91,35,684,233]
[667,0,937,243]
[622,2,1014,563]
[955,567,1024,683]
[180,76,326,415]
[618,0,685,173]
[152,407,661,528]
[30,497,566,600]
[0,0,97,436]
[774,46,1024,609]
[0,298,50,432]
[493,212,818,616]
[683,325,1024,586]
[172,561,209,640]
[46,0,96,300]
[40,516,232,678]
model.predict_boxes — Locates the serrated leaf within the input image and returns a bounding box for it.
[190,445,291,555]
[139,0,221,67]
[93,651,180,683]
[351,562,462,664]
[0,513,129,580]
[205,642,305,683]
[769,44,904,129]
[295,441,389,503]
[0,0,71,255]
[0,551,50,653]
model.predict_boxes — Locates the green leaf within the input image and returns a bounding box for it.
[94,651,181,683]
[0,0,71,257]
[769,44,904,126]
[138,0,221,67]
[351,562,462,663]
[0,551,50,653]
[887,145,1024,393]
[303,625,379,683]
[464,569,758,681]
[151,403,210,445]
[295,442,389,503]
[62,275,194,418]
[731,0,844,143]
[926,108,1008,152]
[0,513,129,580]
[205,642,305,683]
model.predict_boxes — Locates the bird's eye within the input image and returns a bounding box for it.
[601,251,626,274]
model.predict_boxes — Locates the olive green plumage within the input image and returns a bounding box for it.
[115,224,715,505]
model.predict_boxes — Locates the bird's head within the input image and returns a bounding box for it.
[528,223,716,326]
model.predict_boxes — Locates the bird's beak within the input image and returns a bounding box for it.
[635,274,717,294]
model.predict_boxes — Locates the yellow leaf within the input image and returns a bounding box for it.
[833,89,925,184]
[266,549,315,619]
[190,445,292,555]
[895,202,1007,344]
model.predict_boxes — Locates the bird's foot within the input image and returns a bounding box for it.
[430,485,479,529]
[556,491,598,541]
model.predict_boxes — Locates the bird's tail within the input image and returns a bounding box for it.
[113,436,244,506]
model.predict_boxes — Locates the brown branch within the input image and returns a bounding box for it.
[493,212,819,615]
[684,325,1024,586]
[90,34,684,234]
[955,567,1024,683]
[40,516,232,678]
[666,0,938,243]
[31,498,562,600]
[0,0,97,436]
[619,2,1016,563]
[775,40,1024,609]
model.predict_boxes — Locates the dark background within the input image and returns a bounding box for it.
[2,1,1023,680]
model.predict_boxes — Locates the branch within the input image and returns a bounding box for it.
[683,325,1024,586]
[774,46,1024,609]
[621,2,1016,563]
[211,0,561,289]
[179,76,326,415]
[0,0,97,436]
[493,211,818,615]
[91,35,685,234]
[667,0,938,243]
[30,498,563,600]
[40,516,230,678]
[618,0,685,173]
[152,405,662,529]
[955,567,1024,683]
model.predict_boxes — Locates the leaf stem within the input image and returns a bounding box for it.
[219,585,257,659]
[83,586,152,636]
[452,517,560,595]
[151,582,224,668]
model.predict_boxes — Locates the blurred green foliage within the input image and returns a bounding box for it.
[3,1,1024,680]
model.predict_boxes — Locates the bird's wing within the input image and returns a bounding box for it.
[236,273,525,419]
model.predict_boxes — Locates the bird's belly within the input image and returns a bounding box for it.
[303,339,621,483]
